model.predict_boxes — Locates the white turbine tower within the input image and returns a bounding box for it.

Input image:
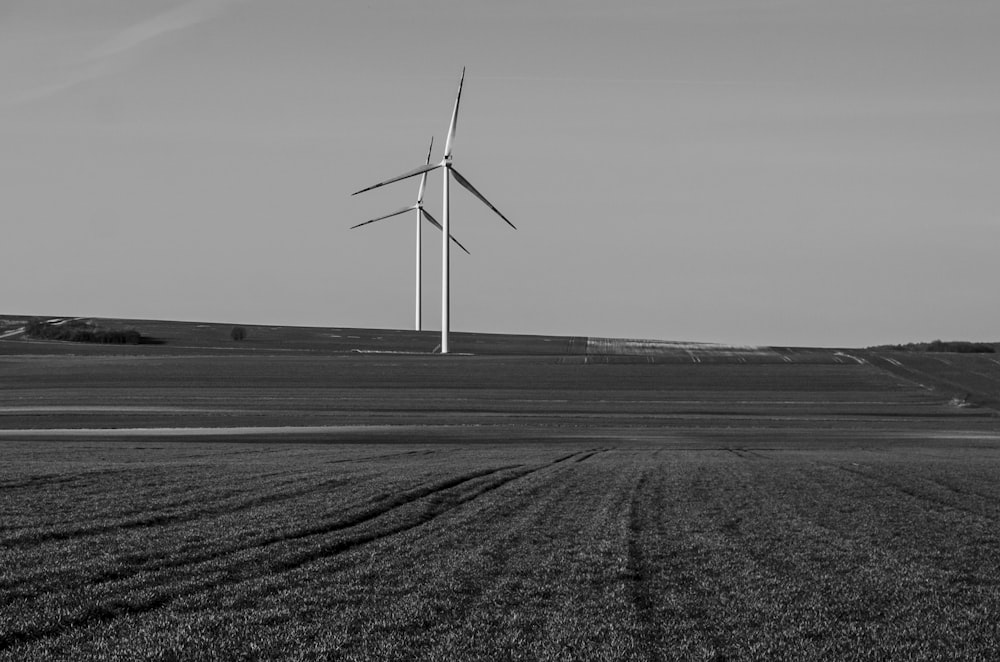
[352,68,515,354]
[350,137,469,331]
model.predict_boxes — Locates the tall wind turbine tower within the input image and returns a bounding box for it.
[351,137,469,331]
[353,69,515,354]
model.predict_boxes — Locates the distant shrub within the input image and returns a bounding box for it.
[24,318,155,345]
[926,340,995,353]
[872,340,996,354]
[230,326,247,341]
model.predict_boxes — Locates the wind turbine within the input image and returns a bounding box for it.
[350,137,469,331]
[352,68,515,354]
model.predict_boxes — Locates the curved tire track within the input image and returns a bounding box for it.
[0,451,586,654]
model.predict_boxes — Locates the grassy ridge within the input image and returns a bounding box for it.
[864,351,1000,412]
[3,442,1000,659]
[2,352,997,433]
[3,314,999,414]
[0,315,589,356]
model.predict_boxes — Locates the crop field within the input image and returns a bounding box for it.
[5,440,1000,660]
[3,318,1000,659]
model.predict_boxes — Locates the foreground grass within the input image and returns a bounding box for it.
[3,440,1000,660]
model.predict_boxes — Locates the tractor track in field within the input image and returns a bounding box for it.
[0,451,587,654]
[725,447,771,460]
[1,450,440,542]
[623,456,729,658]
[0,465,509,589]
[623,450,737,657]
[322,448,438,464]
[572,448,610,463]
[391,452,607,640]
[0,473,366,549]
[625,468,657,658]
[0,466,138,491]
[926,476,1000,505]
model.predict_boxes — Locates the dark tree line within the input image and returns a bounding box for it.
[24,319,154,345]
[875,340,996,354]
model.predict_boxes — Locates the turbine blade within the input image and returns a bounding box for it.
[350,205,414,229]
[416,137,434,204]
[420,208,442,231]
[450,167,516,229]
[352,163,440,196]
[443,67,465,159]
[450,235,472,256]
[422,209,471,255]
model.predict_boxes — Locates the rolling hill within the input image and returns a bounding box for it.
[1,315,997,437]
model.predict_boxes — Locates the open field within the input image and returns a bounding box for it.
[3,317,1000,659]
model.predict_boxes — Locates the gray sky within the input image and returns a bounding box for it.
[2,0,998,346]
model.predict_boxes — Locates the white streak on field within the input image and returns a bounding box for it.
[351,350,473,355]
[0,406,226,413]
[834,352,868,365]
[586,337,766,357]
[902,431,1000,441]
[0,425,410,437]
